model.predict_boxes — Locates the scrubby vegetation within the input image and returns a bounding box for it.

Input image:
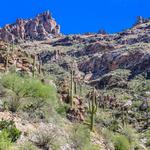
[0,68,149,150]
[0,37,150,150]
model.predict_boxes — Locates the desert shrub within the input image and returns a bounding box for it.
[6,96,21,112]
[56,103,70,116]
[145,130,150,147]
[71,124,91,150]
[121,126,142,149]
[23,98,46,113]
[16,142,38,150]
[85,144,100,150]
[1,73,57,100]
[128,79,150,94]
[110,69,131,80]
[0,130,12,150]
[0,73,58,112]
[113,134,131,150]
[0,119,21,142]
[101,128,115,150]
[30,124,61,150]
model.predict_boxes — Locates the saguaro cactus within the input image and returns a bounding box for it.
[38,60,42,75]
[89,88,98,131]
[121,107,128,127]
[74,79,77,95]
[70,68,75,107]
[32,55,36,77]
[5,50,9,72]
[11,38,14,52]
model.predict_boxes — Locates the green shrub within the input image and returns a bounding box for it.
[6,96,21,112]
[56,103,69,116]
[101,128,114,149]
[31,125,61,150]
[16,142,38,150]
[122,126,141,149]
[71,124,91,150]
[0,119,21,142]
[113,134,131,150]
[0,73,58,112]
[1,73,57,100]
[0,130,12,150]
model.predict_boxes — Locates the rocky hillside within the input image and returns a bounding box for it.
[0,12,149,150]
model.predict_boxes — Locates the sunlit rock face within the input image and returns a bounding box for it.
[0,11,60,42]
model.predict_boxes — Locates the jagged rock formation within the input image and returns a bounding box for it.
[0,11,60,42]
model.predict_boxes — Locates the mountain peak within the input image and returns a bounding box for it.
[0,11,60,43]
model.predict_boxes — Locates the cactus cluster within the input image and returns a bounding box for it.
[88,88,98,131]
[32,54,43,77]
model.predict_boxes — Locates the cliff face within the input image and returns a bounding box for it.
[0,11,60,42]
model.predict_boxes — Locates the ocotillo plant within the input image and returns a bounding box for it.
[89,88,98,131]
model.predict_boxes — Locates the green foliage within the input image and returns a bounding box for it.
[6,96,21,112]
[0,119,21,142]
[23,98,46,113]
[71,124,91,150]
[56,103,69,117]
[16,142,38,150]
[1,73,57,99]
[108,120,122,132]
[122,126,140,146]
[113,134,131,150]
[110,69,131,80]
[0,73,58,112]
[145,129,150,147]
[128,78,150,94]
[101,128,114,149]
[0,130,12,150]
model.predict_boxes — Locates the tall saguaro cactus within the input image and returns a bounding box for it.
[70,68,75,107]
[11,38,14,52]
[74,79,77,95]
[5,49,9,72]
[32,55,36,77]
[38,60,42,75]
[89,88,98,131]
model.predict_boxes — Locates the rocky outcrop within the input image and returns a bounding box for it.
[73,42,115,57]
[0,11,60,42]
[79,47,150,79]
[89,69,130,89]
